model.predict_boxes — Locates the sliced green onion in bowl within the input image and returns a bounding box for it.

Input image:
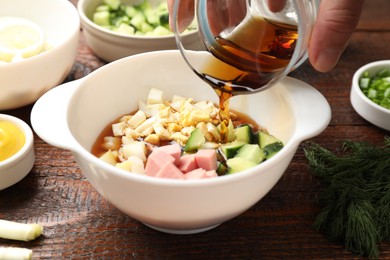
[359,68,390,110]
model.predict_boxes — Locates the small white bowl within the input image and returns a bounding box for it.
[77,0,204,62]
[31,50,330,234]
[0,114,35,190]
[351,60,390,131]
[0,0,80,110]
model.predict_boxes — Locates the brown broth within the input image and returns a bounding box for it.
[91,108,260,158]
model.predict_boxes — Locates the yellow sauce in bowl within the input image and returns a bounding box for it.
[0,120,25,162]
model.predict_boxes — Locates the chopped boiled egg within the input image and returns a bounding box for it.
[0,16,45,63]
[146,88,164,104]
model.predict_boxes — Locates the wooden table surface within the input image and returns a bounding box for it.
[1,0,390,259]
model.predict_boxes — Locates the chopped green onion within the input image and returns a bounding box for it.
[0,220,43,242]
[359,77,370,88]
[384,88,390,98]
[368,88,377,99]
[0,247,32,260]
[359,68,390,110]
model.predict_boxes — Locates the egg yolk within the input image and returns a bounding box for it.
[0,121,25,162]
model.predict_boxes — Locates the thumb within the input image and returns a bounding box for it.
[309,0,365,72]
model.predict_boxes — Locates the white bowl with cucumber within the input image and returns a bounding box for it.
[31,50,331,235]
[78,0,203,62]
[351,60,390,131]
[0,0,80,110]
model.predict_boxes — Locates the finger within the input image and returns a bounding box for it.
[207,0,247,35]
[267,0,287,13]
[167,0,195,32]
[207,0,230,35]
[309,0,365,72]
[227,0,247,28]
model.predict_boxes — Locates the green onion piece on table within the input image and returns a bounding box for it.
[0,247,32,260]
[0,219,43,242]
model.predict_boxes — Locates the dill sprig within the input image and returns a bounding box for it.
[304,137,390,259]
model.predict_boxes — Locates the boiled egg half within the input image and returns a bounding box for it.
[0,16,45,63]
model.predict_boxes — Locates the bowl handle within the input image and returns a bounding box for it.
[286,77,332,142]
[31,80,80,151]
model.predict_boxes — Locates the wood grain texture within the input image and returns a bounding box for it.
[1,0,389,259]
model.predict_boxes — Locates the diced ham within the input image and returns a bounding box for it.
[206,170,218,178]
[155,162,185,179]
[184,168,218,179]
[194,149,218,171]
[145,145,219,180]
[153,143,182,165]
[184,168,207,179]
[145,149,175,177]
[178,154,197,173]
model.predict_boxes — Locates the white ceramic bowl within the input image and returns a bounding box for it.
[31,50,331,234]
[77,0,203,62]
[0,114,35,190]
[0,0,80,111]
[351,60,390,131]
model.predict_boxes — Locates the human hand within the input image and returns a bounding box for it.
[167,0,365,72]
[309,0,365,72]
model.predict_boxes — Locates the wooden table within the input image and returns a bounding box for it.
[1,1,390,259]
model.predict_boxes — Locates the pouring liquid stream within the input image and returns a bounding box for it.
[196,15,298,142]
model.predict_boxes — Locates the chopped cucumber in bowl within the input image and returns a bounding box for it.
[91,0,196,36]
[185,123,284,176]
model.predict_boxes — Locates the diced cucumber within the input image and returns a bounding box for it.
[234,124,253,143]
[96,5,110,12]
[184,128,206,152]
[114,23,135,35]
[140,22,154,33]
[103,0,121,10]
[130,12,146,30]
[150,25,170,36]
[263,142,284,159]
[226,157,257,174]
[92,0,194,36]
[112,15,130,27]
[257,131,281,149]
[124,5,138,18]
[216,162,228,175]
[93,11,111,26]
[156,1,168,11]
[220,140,246,159]
[235,144,265,164]
[136,0,151,11]
[159,13,169,25]
[144,9,160,26]
[256,131,283,159]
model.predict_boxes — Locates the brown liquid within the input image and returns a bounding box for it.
[197,16,298,141]
[91,109,260,158]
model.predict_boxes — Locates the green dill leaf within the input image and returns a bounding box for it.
[303,137,390,258]
[345,199,379,258]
